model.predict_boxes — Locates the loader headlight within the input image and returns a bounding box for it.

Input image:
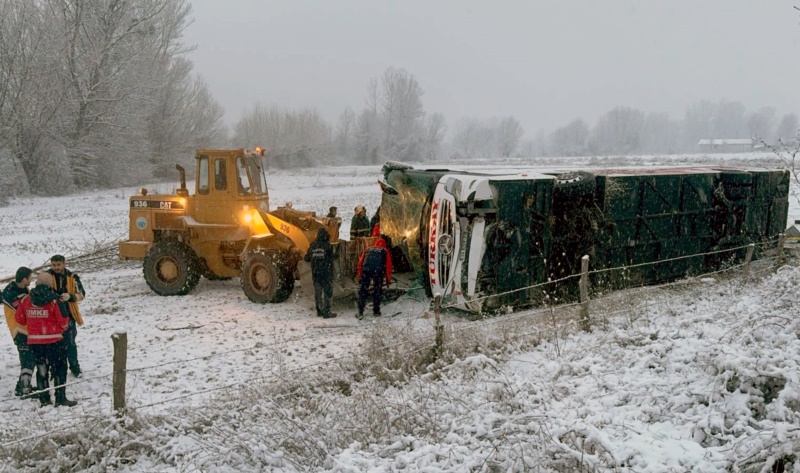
[239,205,252,225]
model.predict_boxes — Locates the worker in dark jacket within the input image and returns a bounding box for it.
[16,272,76,407]
[356,238,393,319]
[350,205,371,239]
[2,267,38,397]
[304,228,336,318]
[47,255,85,378]
[370,206,381,235]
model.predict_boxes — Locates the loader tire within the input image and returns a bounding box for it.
[143,240,200,296]
[241,252,294,303]
[279,271,296,301]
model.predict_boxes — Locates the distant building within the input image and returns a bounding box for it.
[697,138,756,153]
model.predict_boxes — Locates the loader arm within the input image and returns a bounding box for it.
[259,211,313,254]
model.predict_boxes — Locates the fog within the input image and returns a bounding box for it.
[184,0,800,134]
[2,0,798,199]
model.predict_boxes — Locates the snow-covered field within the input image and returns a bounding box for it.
[2,153,800,472]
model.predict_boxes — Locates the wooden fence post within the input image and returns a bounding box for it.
[744,243,755,278]
[777,233,786,267]
[434,294,444,358]
[580,255,590,332]
[112,331,127,413]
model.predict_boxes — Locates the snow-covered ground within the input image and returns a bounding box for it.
[1,154,800,472]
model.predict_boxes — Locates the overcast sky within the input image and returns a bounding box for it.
[183,0,800,136]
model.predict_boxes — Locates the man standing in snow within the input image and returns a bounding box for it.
[2,267,37,397]
[16,272,77,407]
[356,238,392,319]
[305,228,337,318]
[350,205,371,239]
[47,255,85,378]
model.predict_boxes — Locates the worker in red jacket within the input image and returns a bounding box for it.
[356,238,393,318]
[15,272,76,407]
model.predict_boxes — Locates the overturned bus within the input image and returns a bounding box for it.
[378,163,789,313]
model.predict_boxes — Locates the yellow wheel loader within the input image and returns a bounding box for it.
[119,149,366,303]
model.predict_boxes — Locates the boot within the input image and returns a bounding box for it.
[55,390,77,407]
[14,381,22,397]
[39,393,52,407]
[55,397,78,407]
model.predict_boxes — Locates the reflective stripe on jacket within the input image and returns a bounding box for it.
[15,296,68,345]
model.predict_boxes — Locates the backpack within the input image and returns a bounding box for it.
[362,247,385,273]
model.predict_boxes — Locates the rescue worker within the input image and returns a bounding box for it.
[350,205,371,239]
[16,272,77,407]
[47,255,85,378]
[304,228,337,318]
[2,267,40,397]
[370,206,381,235]
[356,238,393,319]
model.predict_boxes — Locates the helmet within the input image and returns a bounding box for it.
[355,205,366,214]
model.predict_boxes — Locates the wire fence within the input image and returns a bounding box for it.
[0,236,792,449]
[441,236,781,311]
[142,244,790,396]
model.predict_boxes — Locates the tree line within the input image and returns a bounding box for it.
[231,93,794,168]
[0,0,224,200]
[233,66,529,168]
[233,67,450,167]
[524,102,797,158]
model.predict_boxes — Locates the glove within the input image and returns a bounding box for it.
[60,293,70,302]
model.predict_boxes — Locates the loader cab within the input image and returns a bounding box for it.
[193,149,270,225]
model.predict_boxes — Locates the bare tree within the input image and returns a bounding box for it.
[379,67,425,162]
[475,120,497,159]
[774,113,798,144]
[0,0,216,193]
[233,103,333,168]
[453,118,481,158]
[423,112,446,161]
[0,0,65,191]
[589,106,645,155]
[335,106,356,157]
[747,106,776,142]
[713,100,747,139]
[640,112,681,155]
[147,57,224,177]
[683,100,717,152]
[496,116,524,157]
[354,108,379,165]
[365,77,379,115]
[550,119,589,157]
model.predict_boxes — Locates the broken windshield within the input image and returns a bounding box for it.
[247,156,268,195]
